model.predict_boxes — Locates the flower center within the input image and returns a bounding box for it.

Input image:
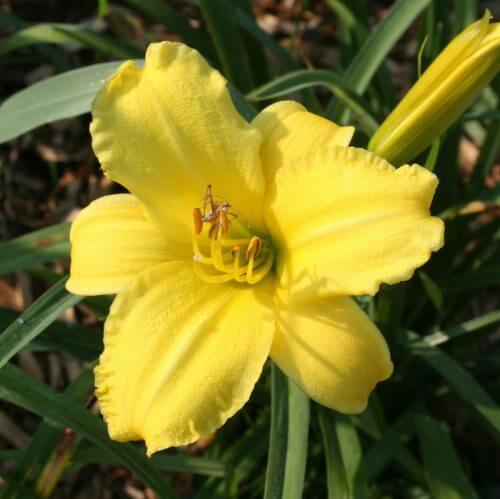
[192,185,274,285]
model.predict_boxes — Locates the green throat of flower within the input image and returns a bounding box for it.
[192,186,274,285]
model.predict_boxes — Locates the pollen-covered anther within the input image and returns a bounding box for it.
[193,208,203,236]
[191,187,274,285]
[246,236,261,260]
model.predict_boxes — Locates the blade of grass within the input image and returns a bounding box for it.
[328,0,431,122]
[282,382,310,499]
[356,412,415,483]
[0,60,142,143]
[424,310,500,347]
[317,406,349,499]
[71,441,229,477]
[199,0,253,92]
[0,59,254,143]
[0,364,177,498]
[0,369,94,499]
[418,271,443,312]
[120,0,216,61]
[247,69,379,135]
[0,307,102,361]
[352,401,424,485]
[468,116,500,196]
[325,0,396,107]
[0,223,70,275]
[416,414,478,498]
[401,329,500,439]
[233,0,269,85]
[194,414,269,498]
[233,7,297,72]
[0,10,70,71]
[452,0,478,34]
[263,364,288,499]
[0,23,141,59]
[442,265,500,292]
[0,278,82,370]
[424,137,441,172]
[334,413,365,498]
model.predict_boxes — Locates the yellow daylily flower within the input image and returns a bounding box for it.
[67,42,444,455]
[369,11,500,165]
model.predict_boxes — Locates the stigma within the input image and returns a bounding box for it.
[192,186,274,285]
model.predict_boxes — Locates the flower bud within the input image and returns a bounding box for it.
[369,11,500,164]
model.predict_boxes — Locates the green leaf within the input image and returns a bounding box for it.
[325,0,396,107]
[0,278,82,370]
[0,60,142,143]
[0,307,102,361]
[282,382,310,499]
[317,406,349,499]
[71,441,229,477]
[199,0,253,91]
[0,23,141,59]
[194,415,269,498]
[229,84,258,122]
[247,69,379,135]
[0,370,94,499]
[233,1,269,86]
[424,137,441,172]
[0,57,255,143]
[451,0,478,34]
[442,265,500,292]
[401,329,500,439]
[0,223,70,275]
[0,364,177,498]
[424,310,500,347]
[263,364,288,499]
[328,0,431,121]
[468,116,500,196]
[233,7,297,72]
[120,0,216,61]
[334,413,365,498]
[356,412,415,483]
[418,271,443,312]
[416,414,478,499]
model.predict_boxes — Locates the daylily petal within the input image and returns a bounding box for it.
[90,42,265,243]
[67,194,178,296]
[266,146,444,300]
[271,294,393,413]
[252,100,354,180]
[95,261,275,455]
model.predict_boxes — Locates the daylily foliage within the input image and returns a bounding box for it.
[67,42,444,455]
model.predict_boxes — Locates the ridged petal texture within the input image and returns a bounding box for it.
[66,194,177,295]
[90,42,266,243]
[95,262,275,455]
[271,294,393,413]
[266,146,444,301]
[252,100,354,180]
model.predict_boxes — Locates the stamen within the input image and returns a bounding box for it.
[246,236,262,260]
[191,186,274,285]
[193,208,203,236]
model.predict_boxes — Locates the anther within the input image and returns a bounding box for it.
[246,236,262,260]
[231,245,241,258]
[191,185,273,285]
[193,208,203,235]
